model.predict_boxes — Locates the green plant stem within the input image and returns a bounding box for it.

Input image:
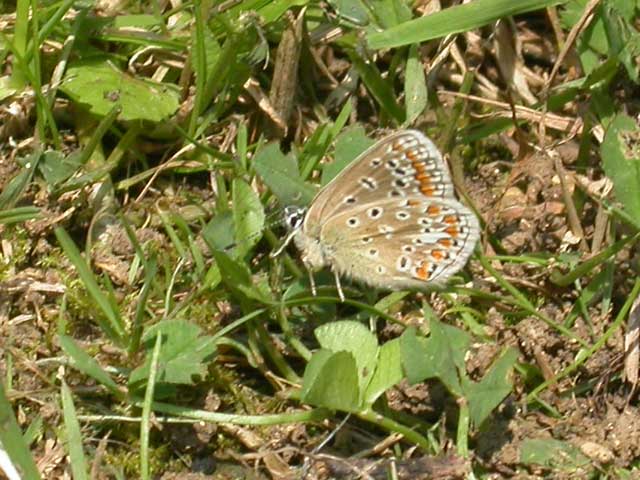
[254,321,300,383]
[456,398,470,458]
[550,233,640,286]
[142,401,332,425]
[357,409,431,451]
[140,335,162,480]
[276,306,312,362]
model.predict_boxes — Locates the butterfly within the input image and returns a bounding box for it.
[274,130,480,301]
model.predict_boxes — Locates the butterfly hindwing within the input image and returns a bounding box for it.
[317,196,479,288]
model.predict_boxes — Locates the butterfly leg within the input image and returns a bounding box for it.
[333,269,345,302]
[303,264,317,297]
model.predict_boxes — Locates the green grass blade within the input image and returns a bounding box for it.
[367,0,567,49]
[550,233,640,286]
[60,381,89,480]
[58,335,125,399]
[0,382,42,480]
[54,227,126,344]
[0,206,41,225]
[140,335,162,480]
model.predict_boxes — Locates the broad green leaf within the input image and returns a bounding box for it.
[60,60,180,122]
[203,211,236,254]
[600,1,640,82]
[520,438,590,471]
[301,350,361,412]
[232,178,265,257]
[400,328,432,384]
[367,0,566,49]
[253,142,316,206]
[39,150,82,187]
[300,349,334,397]
[601,114,640,228]
[315,321,379,401]
[560,0,608,55]
[0,75,19,101]
[129,319,216,389]
[327,0,370,25]
[404,44,428,126]
[364,338,403,405]
[0,151,39,209]
[462,347,518,428]
[321,124,374,185]
[400,321,471,396]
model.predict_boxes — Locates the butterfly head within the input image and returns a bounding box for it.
[283,206,307,232]
[270,205,310,259]
[278,205,327,271]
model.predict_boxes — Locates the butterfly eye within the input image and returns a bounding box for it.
[283,206,306,230]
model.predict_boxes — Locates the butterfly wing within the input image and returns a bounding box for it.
[303,130,455,237]
[317,195,479,289]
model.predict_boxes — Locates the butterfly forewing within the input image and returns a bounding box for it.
[318,196,479,288]
[303,130,454,236]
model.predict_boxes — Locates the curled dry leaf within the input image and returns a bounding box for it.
[267,8,306,138]
[493,19,537,105]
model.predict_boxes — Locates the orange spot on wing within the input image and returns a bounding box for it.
[392,141,403,151]
[415,172,430,182]
[438,238,452,248]
[427,204,441,215]
[445,226,459,237]
[416,261,431,280]
[431,249,445,261]
[407,199,421,206]
[420,185,435,196]
[443,215,457,224]
[406,150,417,160]
[413,162,425,173]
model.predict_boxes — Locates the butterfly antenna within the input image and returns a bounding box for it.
[270,228,297,258]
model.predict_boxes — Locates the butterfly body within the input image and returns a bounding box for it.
[281,130,479,299]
